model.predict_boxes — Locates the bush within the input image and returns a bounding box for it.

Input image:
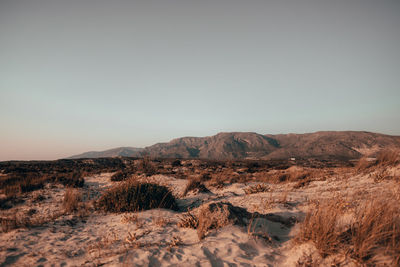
[63,188,82,213]
[96,181,177,212]
[110,170,129,181]
[296,197,400,265]
[376,150,400,166]
[183,178,209,196]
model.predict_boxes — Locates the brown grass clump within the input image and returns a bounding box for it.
[244,183,270,194]
[63,188,82,213]
[296,197,400,265]
[348,200,400,264]
[357,150,400,173]
[0,171,85,197]
[178,209,199,229]
[376,150,400,166]
[196,202,248,239]
[355,157,374,172]
[296,200,345,257]
[110,170,129,181]
[1,210,65,232]
[137,157,156,176]
[183,178,209,196]
[96,180,177,212]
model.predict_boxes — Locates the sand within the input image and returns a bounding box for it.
[1,166,399,266]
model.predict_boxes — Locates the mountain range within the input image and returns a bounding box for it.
[68,131,400,160]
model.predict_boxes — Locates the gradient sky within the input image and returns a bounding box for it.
[1,0,400,160]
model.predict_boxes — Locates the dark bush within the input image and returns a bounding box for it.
[172,159,182,167]
[54,172,85,187]
[96,181,177,212]
[110,170,129,181]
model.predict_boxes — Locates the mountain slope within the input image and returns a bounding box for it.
[68,131,400,160]
[68,147,143,159]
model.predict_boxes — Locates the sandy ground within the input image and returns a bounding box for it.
[1,167,399,266]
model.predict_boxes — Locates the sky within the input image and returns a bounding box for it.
[1,0,400,161]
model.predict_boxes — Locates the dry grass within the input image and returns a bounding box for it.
[296,196,400,265]
[296,199,345,257]
[244,183,270,194]
[196,202,248,239]
[63,188,82,213]
[183,178,209,196]
[0,171,85,197]
[110,170,129,181]
[357,150,400,173]
[96,180,177,212]
[137,157,156,176]
[1,210,65,233]
[178,209,199,229]
[376,150,400,166]
[154,216,170,227]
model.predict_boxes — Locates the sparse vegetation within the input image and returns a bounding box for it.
[296,196,400,266]
[183,177,209,196]
[178,209,199,229]
[196,202,249,239]
[63,188,82,213]
[96,180,177,212]
[244,183,270,194]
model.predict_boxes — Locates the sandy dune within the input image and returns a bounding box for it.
[1,165,399,266]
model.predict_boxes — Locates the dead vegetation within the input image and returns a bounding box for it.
[1,210,65,233]
[196,202,249,239]
[296,195,400,266]
[178,209,199,229]
[183,177,209,196]
[0,171,85,198]
[357,150,400,172]
[96,180,177,212]
[63,188,82,213]
[244,183,270,194]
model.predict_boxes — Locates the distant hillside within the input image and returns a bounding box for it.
[68,131,400,160]
[68,147,143,159]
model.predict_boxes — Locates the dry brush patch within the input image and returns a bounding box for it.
[295,196,400,266]
[244,183,270,194]
[63,188,83,213]
[96,180,177,212]
[183,177,209,196]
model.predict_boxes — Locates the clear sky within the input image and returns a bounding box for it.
[1,0,400,161]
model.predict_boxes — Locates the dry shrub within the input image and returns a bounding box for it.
[110,170,129,181]
[154,217,170,227]
[357,150,400,173]
[137,157,156,176]
[0,171,85,197]
[296,197,400,265]
[376,150,400,166]
[63,188,82,213]
[196,202,248,239]
[296,200,345,257]
[1,172,47,196]
[96,180,177,212]
[355,157,374,172]
[244,183,270,194]
[269,167,315,184]
[1,214,31,232]
[348,199,400,264]
[183,178,209,196]
[178,209,199,229]
[120,214,139,224]
[1,210,65,232]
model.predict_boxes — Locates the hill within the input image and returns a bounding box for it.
[68,147,143,159]
[68,131,400,160]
